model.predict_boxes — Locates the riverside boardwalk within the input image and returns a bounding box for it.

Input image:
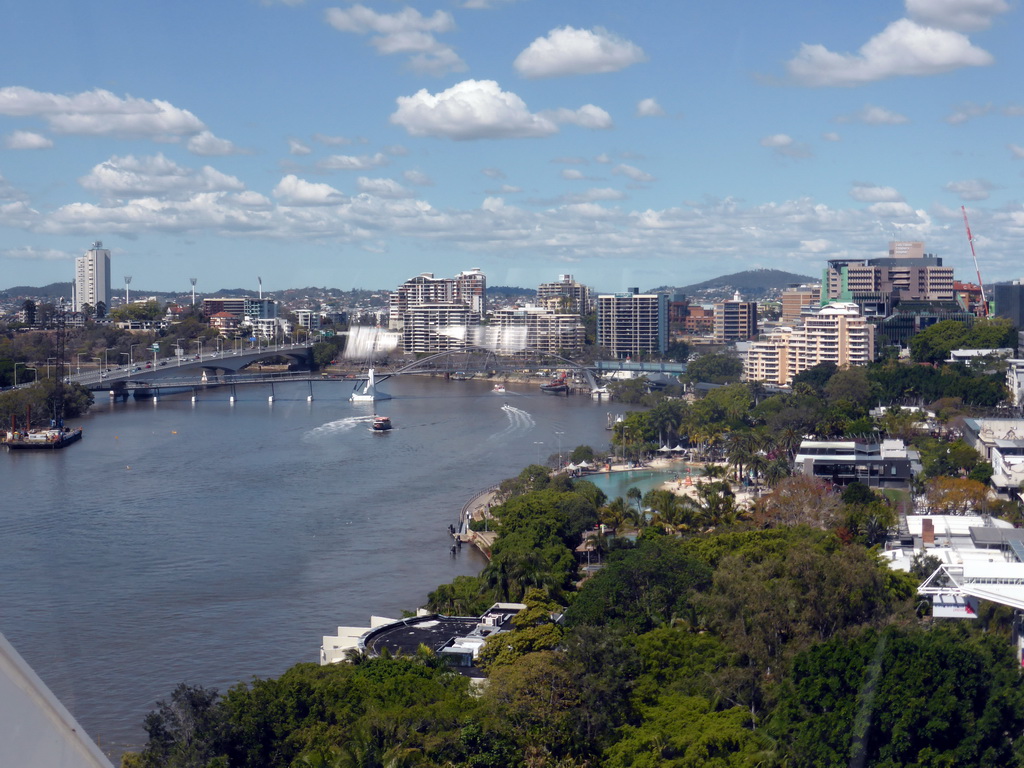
[454,486,498,559]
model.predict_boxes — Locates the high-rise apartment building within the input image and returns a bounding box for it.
[73,241,111,314]
[389,269,486,331]
[713,293,758,342]
[744,302,874,386]
[490,306,584,353]
[401,304,481,354]
[536,274,593,316]
[596,289,668,359]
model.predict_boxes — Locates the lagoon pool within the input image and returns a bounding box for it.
[581,465,698,500]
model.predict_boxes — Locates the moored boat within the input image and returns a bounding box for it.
[540,373,569,395]
[4,426,83,450]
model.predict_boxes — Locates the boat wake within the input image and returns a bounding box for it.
[304,415,375,440]
[489,404,535,442]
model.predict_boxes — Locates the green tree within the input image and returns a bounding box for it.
[684,352,743,385]
[771,623,1024,768]
[136,683,228,768]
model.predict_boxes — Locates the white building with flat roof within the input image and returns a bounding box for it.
[73,242,110,314]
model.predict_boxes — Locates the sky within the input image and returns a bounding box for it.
[0,0,1023,295]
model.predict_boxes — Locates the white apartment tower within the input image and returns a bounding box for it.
[536,274,593,315]
[744,302,875,386]
[73,241,111,314]
[389,269,486,332]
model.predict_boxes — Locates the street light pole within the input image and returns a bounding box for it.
[46,357,56,380]
[129,344,139,368]
[14,362,24,385]
[104,347,113,371]
[555,430,564,470]
[75,353,84,376]
[176,338,185,366]
[193,340,203,361]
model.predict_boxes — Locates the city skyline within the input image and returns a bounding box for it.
[1,1,1023,292]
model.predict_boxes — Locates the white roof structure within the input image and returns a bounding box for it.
[0,632,114,768]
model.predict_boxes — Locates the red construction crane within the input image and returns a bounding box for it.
[962,205,988,317]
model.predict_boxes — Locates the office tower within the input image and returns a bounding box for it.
[713,292,758,342]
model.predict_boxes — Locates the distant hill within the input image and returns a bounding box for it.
[1,282,73,299]
[655,269,818,301]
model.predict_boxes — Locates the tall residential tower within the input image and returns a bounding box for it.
[73,242,111,314]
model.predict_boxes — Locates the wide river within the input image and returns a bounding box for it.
[0,375,627,760]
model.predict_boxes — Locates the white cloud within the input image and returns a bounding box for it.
[0,174,26,200]
[514,26,646,79]
[760,134,794,148]
[636,98,665,117]
[312,133,353,146]
[324,4,465,75]
[868,201,917,217]
[2,246,72,261]
[835,105,909,125]
[561,169,586,180]
[5,130,53,149]
[318,152,389,170]
[945,101,992,124]
[785,19,993,87]
[849,184,903,203]
[390,80,558,140]
[612,164,654,183]
[356,177,412,198]
[905,0,1009,32]
[78,154,245,199]
[759,133,812,158]
[944,178,995,201]
[0,86,206,138]
[822,131,841,141]
[482,167,505,179]
[1010,144,1024,159]
[288,138,312,155]
[595,153,612,164]
[403,170,432,186]
[799,239,832,253]
[187,131,242,156]
[561,187,626,204]
[540,104,613,129]
[273,174,346,206]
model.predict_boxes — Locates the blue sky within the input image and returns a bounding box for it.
[0,0,1022,295]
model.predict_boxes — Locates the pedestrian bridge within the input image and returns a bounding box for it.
[67,342,683,395]
[70,342,314,392]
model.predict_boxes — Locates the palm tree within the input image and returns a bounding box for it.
[764,457,791,487]
[626,486,642,514]
[599,497,629,534]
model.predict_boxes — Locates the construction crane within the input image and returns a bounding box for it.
[962,205,988,317]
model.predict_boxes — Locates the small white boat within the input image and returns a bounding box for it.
[492,384,506,394]
[371,416,392,432]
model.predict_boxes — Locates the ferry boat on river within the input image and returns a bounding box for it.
[371,416,392,432]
